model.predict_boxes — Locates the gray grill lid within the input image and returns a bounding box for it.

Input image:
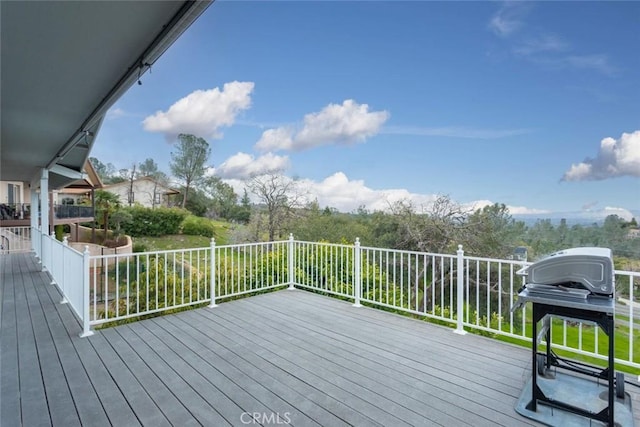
[518,247,614,295]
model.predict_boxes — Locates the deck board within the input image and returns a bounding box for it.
[3,252,640,426]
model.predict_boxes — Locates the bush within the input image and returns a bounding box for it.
[120,206,189,237]
[181,215,216,238]
[54,224,65,241]
[132,243,148,253]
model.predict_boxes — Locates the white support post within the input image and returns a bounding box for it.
[50,232,56,285]
[288,233,295,290]
[40,169,49,237]
[353,238,362,307]
[39,169,49,270]
[60,237,69,304]
[30,187,39,256]
[208,238,218,308]
[454,245,467,335]
[80,246,94,337]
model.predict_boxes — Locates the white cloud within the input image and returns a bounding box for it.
[514,34,568,56]
[255,99,389,152]
[214,152,290,180]
[488,2,528,37]
[382,125,531,139]
[142,81,254,141]
[564,54,616,76]
[255,128,295,152]
[562,130,640,181]
[465,199,550,215]
[579,206,634,222]
[107,107,127,120]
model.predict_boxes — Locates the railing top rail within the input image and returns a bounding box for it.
[463,254,531,264]
[359,245,454,258]
[615,269,640,277]
[217,240,289,250]
[89,246,209,260]
[294,240,353,250]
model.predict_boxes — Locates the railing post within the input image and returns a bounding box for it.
[288,233,295,290]
[353,238,362,307]
[60,237,69,304]
[454,244,467,335]
[208,238,218,308]
[80,246,94,337]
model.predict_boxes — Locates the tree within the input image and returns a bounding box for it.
[465,203,526,258]
[390,195,469,254]
[247,173,304,241]
[206,176,238,220]
[138,158,159,177]
[169,134,211,208]
[94,190,121,242]
[234,189,252,224]
[123,163,137,206]
[89,157,118,183]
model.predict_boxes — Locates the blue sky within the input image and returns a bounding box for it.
[93,1,640,220]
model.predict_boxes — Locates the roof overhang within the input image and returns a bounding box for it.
[0,0,212,191]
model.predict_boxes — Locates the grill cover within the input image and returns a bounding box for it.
[521,247,614,296]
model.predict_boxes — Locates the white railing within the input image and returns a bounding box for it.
[28,228,93,337]
[13,230,640,370]
[32,226,42,259]
[0,226,32,254]
[291,240,640,371]
[87,238,291,325]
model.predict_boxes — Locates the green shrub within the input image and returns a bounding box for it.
[181,215,216,238]
[120,206,189,237]
[54,224,64,241]
[132,243,148,253]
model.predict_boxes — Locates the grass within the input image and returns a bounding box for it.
[134,234,212,251]
[132,218,233,251]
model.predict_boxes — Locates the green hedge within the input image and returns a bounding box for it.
[120,206,189,237]
[181,215,216,238]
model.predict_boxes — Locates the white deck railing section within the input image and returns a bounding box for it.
[10,230,640,370]
[0,226,32,254]
[31,227,93,336]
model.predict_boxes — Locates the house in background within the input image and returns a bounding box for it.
[103,176,180,208]
[0,181,30,220]
[0,160,103,231]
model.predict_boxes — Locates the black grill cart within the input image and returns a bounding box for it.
[512,248,633,427]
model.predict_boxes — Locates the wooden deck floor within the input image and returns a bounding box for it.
[2,252,640,426]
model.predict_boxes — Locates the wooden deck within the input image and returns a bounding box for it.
[2,252,639,426]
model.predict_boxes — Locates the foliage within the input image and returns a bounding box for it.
[54,224,64,241]
[95,190,121,241]
[120,206,189,237]
[138,158,159,177]
[291,202,372,244]
[133,235,212,251]
[170,133,211,208]
[183,187,210,217]
[181,215,216,238]
[132,243,148,253]
[523,215,640,261]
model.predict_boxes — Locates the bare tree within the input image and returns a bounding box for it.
[246,173,305,241]
[390,195,470,254]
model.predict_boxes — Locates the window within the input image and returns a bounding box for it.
[127,191,135,204]
[154,192,162,205]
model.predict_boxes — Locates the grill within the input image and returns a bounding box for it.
[518,247,614,299]
[512,247,630,427]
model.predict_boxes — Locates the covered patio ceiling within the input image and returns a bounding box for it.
[0,0,212,191]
